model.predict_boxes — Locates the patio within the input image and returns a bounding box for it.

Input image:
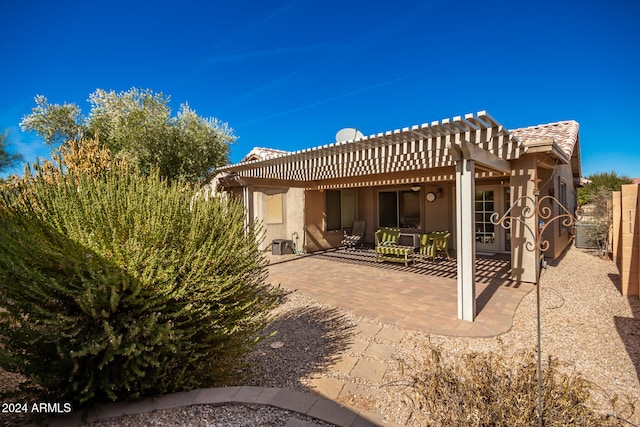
[267,248,534,337]
[215,113,582,324]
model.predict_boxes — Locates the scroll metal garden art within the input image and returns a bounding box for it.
[490,180,581,427]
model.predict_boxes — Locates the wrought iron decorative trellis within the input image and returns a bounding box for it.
[491,194,582,257]
[490,176,581,427]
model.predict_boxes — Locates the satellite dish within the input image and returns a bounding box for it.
[336,128,364,143]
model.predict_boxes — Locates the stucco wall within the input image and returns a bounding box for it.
[304,190,339,252]
[536,163,577,259]
[359,187,376,245]
[510,157,538,284]
[424,184,451,233]
[252,187,305,252]
[509,156,579,283]
[286,188,306,251]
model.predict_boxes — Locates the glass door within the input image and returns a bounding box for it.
[504,187,511,251]
[475,189,500,252]
[377,189,422,230]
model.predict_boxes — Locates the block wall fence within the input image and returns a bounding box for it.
[612,184,640,296]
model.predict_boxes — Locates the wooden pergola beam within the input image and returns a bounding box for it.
[214,111,522,184]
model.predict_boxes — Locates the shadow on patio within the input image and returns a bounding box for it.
[267,247,534,337]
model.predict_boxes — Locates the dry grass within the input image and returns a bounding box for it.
[400,343,635,426]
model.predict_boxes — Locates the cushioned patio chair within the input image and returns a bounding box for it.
[341,220,366,250]
[375,227,415,266]
[420,231,451,261]
[375,227,401,247]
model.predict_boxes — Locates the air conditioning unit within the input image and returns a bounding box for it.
[272,239,294,255]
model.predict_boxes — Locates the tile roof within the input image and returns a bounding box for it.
[240,147,290,162]
[509,120,579,160]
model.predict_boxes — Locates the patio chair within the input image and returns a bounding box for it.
[375,227,415,266]
[375,227,401,247]
[341,220,367,250]
[420,231,451,261]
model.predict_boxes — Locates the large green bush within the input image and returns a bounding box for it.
[0,162,276,406]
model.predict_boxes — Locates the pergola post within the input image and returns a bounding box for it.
[455,155,477,321]
[242,184,254,233]
[448,135,512,322]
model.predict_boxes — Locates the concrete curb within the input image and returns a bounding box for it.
[29,386,404,427]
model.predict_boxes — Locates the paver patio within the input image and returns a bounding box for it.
[268,248,534,337]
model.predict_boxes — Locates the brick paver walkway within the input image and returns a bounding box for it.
[268,249,534,337]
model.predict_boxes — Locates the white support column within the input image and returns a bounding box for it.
[455,156,476,321]
[242,185,254,233]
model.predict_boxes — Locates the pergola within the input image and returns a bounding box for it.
[215,111,524,322]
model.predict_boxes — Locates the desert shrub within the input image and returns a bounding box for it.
[0,154,277,406]
[401,345,633,426]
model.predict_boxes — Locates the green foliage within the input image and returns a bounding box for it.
[0,131,24,174]
[577,172,631,254]
[402,345,634,426]
[0,160,277,406]
[18,95,83,147]
[20,88,234,182]
[578,171,632,206]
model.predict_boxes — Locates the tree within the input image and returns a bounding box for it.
[20,88,234,182]
[0,132,24,175]
[578,171,632,255]
[18,95,82,147]
[578,171,631,205]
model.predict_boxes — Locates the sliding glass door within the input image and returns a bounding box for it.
[378,189,421,230]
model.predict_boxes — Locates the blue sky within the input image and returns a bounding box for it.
[2,0,639,178]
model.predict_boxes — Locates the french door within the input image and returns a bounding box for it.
[475,188,501,253]
[452,184,511,253]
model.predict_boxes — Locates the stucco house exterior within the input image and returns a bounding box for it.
[208,111,581,322]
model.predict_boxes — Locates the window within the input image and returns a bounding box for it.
[504,187,511,250]
[378,191,398,227]
[266,193,283,224]
[378,190,421,229]
[559,178,567,233]
[475,190,496,243]
[326,189,356,231]
[559,178,567,207]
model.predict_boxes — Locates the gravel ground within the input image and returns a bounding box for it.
[1,246,639,426]
[84,405,336,427]
[364,247,640,425]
